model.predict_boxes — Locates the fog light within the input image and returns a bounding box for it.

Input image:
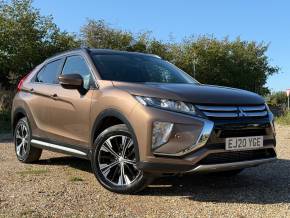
[152,121,174,150]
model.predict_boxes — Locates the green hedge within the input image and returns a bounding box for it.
[276,111,290,125]
[0,110,11,133]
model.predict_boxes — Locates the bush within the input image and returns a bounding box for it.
[276,111,290,125]
[0,110,11,133]
[0,90,12,133]
[0,91,14,111]
[267,91,287,107]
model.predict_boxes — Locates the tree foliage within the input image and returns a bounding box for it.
[81,20,278,95]
[267,91,288,107]
[0,1,279,95]
[0,0,80,88]
[174,37,279,95]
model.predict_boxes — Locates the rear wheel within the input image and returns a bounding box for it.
[91,124,152,194]
[14,117,42,163]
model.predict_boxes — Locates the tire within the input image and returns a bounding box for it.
[14,117,42,163]
[91,124,153,194]
[211,169,244,177]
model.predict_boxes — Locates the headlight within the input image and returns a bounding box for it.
[135,96,196,115]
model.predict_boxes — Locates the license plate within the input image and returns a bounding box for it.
[225,136,263,151]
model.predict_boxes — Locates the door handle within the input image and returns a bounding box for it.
[50,93,58,99]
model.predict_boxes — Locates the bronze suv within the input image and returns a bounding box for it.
[12,48,277,193]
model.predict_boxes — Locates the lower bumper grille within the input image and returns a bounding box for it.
[219,128,266,138]
[199,149,276,165]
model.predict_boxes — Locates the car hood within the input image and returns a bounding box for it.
[112,82,265,105]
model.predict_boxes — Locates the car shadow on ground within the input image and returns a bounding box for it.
[35,156,290,204]
[35,156,92,173]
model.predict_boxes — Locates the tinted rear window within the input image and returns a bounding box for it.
[36,59,64,84]
[92,54,196,84]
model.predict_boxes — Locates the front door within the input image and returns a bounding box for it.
[46,55,95,147]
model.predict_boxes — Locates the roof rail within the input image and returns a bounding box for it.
[45,47,90,60]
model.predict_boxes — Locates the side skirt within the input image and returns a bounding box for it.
[31,139,91,160]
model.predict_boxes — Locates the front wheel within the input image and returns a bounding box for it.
[91,124,152,194]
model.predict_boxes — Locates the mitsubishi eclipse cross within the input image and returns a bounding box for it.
[12,48,277,193]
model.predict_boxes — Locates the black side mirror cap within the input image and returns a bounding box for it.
[58,74,83,90]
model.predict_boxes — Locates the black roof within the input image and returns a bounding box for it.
[89,48,161,58]
[48,47,160,61]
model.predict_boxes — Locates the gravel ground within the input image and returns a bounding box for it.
[0,125,289,218]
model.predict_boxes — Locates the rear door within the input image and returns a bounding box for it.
[46,55,95,147]
[28,58,65,139]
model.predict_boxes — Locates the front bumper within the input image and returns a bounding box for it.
[138,157,277,174]
[138,148,277,174]
[188,157,276,173]
[130,105,277,174]
[153,117,214,156]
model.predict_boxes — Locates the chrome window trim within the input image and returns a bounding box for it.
[30,51,100,90]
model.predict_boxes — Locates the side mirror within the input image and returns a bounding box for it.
[58,74,83,90]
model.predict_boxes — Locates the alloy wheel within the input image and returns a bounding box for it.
[15,123,29,158]
[97,135,141,186]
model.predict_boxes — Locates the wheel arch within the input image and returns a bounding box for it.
[12,107,28,135]
[91,108,140,161]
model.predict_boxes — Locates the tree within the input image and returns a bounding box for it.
[267,91,287,107]
[81,19,278,95]
[0,0,80,88]
[169,36,279,95]
[81,19,133,50]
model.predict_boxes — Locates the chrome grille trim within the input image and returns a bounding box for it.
[242,111,268,117]
[195,105,237,111]
[196,104,268,118]
[203,112,238,118]
[239,105,266,111]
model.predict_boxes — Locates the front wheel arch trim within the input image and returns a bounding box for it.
[91,109,140,162]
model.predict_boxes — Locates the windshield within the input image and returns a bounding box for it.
[92,54,198,84]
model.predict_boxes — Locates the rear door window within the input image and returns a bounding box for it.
[35,59,64,84]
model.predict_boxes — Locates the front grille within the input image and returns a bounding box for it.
[196,104,268,119]
[199,149,276,165]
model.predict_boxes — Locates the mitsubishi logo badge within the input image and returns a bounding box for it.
[238,107,247,117]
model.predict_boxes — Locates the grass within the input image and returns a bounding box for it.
[276,110,290,125]
[17,168,49,176]
[69,176,84,182]
[0,110,11,134]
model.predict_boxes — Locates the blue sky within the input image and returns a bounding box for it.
[33,0,289,92]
